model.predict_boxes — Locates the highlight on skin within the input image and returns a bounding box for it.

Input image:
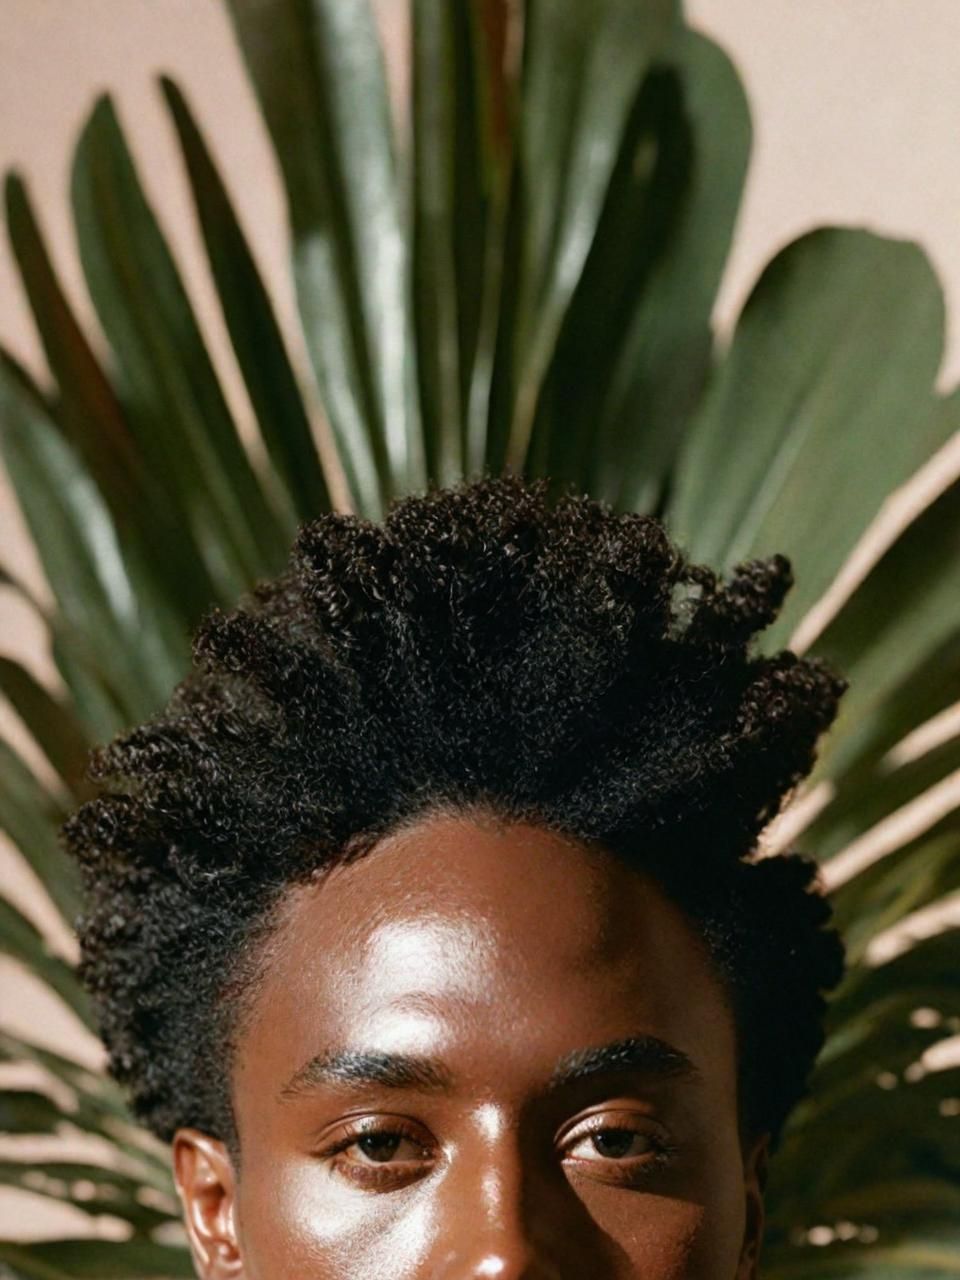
[60,471,848,1277]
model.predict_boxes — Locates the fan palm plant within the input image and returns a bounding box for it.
[0,0,958,1275]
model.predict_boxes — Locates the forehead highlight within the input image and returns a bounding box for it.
[277,814,671,967]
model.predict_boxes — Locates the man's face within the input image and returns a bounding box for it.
[174,812,767,1278]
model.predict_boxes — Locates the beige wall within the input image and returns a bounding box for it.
[2,0,960,1240]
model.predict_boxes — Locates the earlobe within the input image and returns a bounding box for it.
[737,1131,770,1280]
[172,1128,243,1279]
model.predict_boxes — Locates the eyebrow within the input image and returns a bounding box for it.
[278,1034,701,1102]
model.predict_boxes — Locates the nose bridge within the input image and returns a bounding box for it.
[432,1112,568,1280]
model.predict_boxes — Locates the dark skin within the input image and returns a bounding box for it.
[174,811,769,1278]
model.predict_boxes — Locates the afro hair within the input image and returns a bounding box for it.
[61,471,847,1162]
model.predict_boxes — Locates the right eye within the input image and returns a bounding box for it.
[344,1130,427,1165]
[319,1118,436,1190]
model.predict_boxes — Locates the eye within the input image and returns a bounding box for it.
[568,1128,656,1160]
[353,1132,399,1164]
[319,1118,436,1190]
[562,1115,678,1184]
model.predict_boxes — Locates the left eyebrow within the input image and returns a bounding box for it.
[549,1035,703,1091]
[278,1034,700,1103]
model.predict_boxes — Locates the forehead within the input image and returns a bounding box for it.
[232,814,739,1118]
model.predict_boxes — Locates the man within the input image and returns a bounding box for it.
[63,472,846,1277]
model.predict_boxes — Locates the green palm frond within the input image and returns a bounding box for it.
[1,1,958,1274]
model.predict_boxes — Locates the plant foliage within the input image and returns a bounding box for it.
[0,0,958,1274]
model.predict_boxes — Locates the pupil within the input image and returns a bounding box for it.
[358,1133,401,1162]
[593,1130,638,1159]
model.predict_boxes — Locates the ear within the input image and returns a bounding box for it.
[736,1130,769,1280]
[173,1128,243,1279]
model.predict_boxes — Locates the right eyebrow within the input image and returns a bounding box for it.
[279,1049,454,1101]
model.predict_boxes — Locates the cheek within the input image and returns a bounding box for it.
[234,1156,442,1280]
[570,1132,747,1280]
[575,1187,738,1279]
[674,1165,748,1279]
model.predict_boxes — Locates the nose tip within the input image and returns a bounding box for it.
[474,1258,509,1277]
[442,1196,569,1279]
[435,1223,564,1279]
[462,1249,561,1279]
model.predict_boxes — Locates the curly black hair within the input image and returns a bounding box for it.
[61,471,847,1166]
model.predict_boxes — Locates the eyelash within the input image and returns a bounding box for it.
[321,1119,433,1190]
[318,1117,679,1191]
[564,1118,679,1185]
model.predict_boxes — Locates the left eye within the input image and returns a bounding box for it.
[567,1127,658,1161]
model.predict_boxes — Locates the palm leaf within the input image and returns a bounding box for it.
[159,77,331,528]
[529,25,751,513]
[4,174,223,630]
[1,0,958,1273]
[225,0,424,517]
[72,97,291,593]
[667,228,950,644]
[411,0,495,487]
[0,658,90,799]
